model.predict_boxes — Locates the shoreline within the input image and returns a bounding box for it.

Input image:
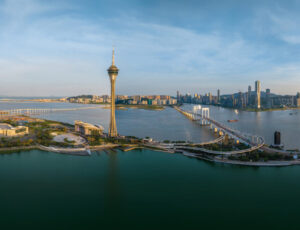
[184,103,300,113]
[0,145,91,155]
[0,143,170,155]
[242,107,300,112]
[1,144,299,167]
[0,112,298,167]
[183,152,299,167]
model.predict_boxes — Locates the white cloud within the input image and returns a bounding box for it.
[281,35,300,45]
[256,6,300,45]
[0,0,300,96]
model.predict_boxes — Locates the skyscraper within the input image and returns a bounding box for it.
[255,80,261,109]
[247,85,251,106]
[231,94,235,107]
[209,92,212,104]
[274,131,281,146]
[296,92,300,107]
[107,48,119,137]
[217,89,220,103]
[266,88,271,108]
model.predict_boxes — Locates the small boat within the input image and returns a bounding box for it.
[227,119,238,123]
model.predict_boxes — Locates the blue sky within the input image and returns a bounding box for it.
[0,0,300,96]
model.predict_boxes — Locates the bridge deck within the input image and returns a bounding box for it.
[173,106,265,155]
[0,106,102,115]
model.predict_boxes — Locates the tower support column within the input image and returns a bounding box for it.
[109,78,117,137]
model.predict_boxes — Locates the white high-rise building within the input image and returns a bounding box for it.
[255,80,261,109]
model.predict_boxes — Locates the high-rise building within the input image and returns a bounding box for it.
[237,92,245,108]
[266,88,271,108]
[274,131,281,146]
[255,80,261,109]
[209,93,212,104]
[107,48,119,137]
[231,94,235,107]
[247,85,251,105]
[238,91,243,108]
[296,92,300,107]
[217,89,220,103]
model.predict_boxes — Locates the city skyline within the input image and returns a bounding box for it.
[1,0,300,96]
[2,1,300,229]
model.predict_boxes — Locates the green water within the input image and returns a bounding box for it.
[0,150,299,230]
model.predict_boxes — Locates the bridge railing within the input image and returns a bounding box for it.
[0,106,102,116]
[174,106,265,149]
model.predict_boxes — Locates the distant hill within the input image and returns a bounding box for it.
[67,95,95,100]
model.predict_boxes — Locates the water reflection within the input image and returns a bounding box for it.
[105,152,121,219]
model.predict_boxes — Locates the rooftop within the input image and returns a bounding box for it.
[0,123,13,130]
[75,120,104,131]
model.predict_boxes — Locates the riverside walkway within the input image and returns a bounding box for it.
[177,144,263,155]
[173,106,265,155]
[175,135,225,146]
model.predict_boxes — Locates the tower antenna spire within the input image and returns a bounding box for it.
[112,47,115,65]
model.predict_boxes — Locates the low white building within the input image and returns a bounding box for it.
[0,123,29,137]
[75,121,104,136]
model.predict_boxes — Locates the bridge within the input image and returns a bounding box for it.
[173,106,265,155]
[0,106,102,116]
[174,135,225,147]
